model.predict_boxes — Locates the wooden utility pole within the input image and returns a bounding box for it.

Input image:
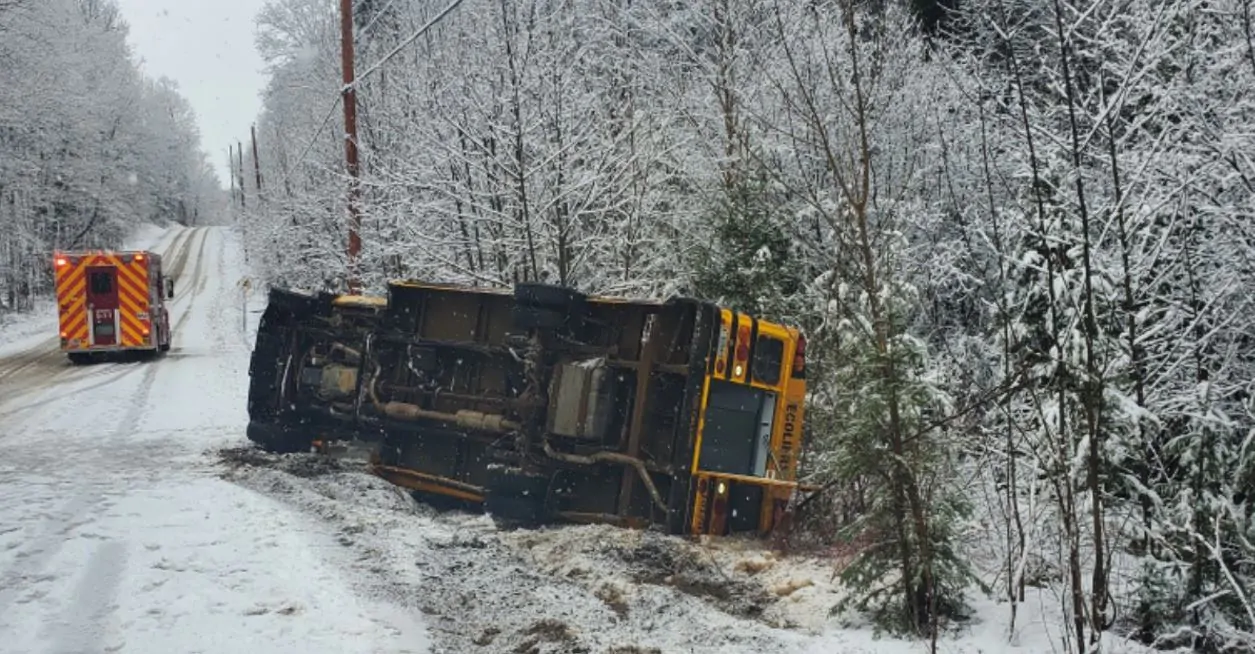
[233,143,250,264]
[340,0,362,294]
[237,140,247,210]
[250,124,263,195]
[228,147,237,207]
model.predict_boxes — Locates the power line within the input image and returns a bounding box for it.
[359,0,401,38]
[355,0,466,85]
[260,94,341,201]
[249,0,466,228]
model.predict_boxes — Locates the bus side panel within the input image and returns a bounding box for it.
[56,260,89,350]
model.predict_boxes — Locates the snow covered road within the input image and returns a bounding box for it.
[0,227,428,654]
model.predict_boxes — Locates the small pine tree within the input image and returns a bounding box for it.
[691,172,802,319]
[819,266,977,634]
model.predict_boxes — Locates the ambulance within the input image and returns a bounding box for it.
[53,250,173,363]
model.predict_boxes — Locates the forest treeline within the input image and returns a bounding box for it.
[0,0,219,313]
[246,0,1255,651]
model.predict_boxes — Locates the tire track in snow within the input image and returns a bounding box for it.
[0,337,60,384]
[0,226,198,407]
[160,228,197,283]
[0,359,140,416]
[0,226,212,638]
[44,540,129,654]
[168,228,210,339]
[0,364,145,422]
[0,360,159,620]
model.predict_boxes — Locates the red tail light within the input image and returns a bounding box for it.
[792,334,806,378]
[55,257,68,268]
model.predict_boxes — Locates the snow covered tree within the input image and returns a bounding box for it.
[0,0,219,316]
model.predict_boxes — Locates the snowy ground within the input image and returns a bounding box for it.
[222,448,1165,654]
[0,225,1165,654]
[0,226,427,654]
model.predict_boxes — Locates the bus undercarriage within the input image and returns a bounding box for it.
[246,281,804,536]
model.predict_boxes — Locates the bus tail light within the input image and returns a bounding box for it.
[792,334,806,378]
[734,324,750,377]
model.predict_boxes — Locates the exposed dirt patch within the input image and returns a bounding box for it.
[611,533,775,620]
[221,456,838,653]
[473,627,501,646]
[217,446,276,469]
[513,619,578,653]
[595,582,630,619]
[216,446,358,478]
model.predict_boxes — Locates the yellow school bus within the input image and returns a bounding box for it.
[246,281,807,536]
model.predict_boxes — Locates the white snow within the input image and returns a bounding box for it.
[0,226,429,654]
[224,452,1167,654]
[0,224,1174,654]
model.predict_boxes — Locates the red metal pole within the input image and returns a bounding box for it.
[341,0,362,294]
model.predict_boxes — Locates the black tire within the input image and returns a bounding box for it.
[512,304,567,330]
[485,494,547,529]
[67,352,92,366]
[486,465,551,496]
[246,421,309,454]
[484,465,551,529]
[267,287,323,318]
[514,283,586,309]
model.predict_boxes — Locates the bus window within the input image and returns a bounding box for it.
[751,336,784,386]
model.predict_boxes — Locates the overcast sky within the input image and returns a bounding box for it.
[114,0,270,188]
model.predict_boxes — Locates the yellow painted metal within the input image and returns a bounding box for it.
[331,294,387,308]
[371,464,486,503]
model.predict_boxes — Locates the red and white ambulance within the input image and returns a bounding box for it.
[53,250,173,363]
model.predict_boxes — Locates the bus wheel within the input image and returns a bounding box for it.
[484,465,551,529]
[246,421,309,454]
[484,494,546,530]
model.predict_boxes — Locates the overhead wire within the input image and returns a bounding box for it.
[268,0,467,189]
[355,0,466,85]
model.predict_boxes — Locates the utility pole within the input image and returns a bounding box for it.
[233,144,249,264]
[228,146,236,208]
[250,124,263,195]
[237,140,247,210]
[341,0,362,294]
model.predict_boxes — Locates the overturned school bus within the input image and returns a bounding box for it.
[246,281,807,536]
